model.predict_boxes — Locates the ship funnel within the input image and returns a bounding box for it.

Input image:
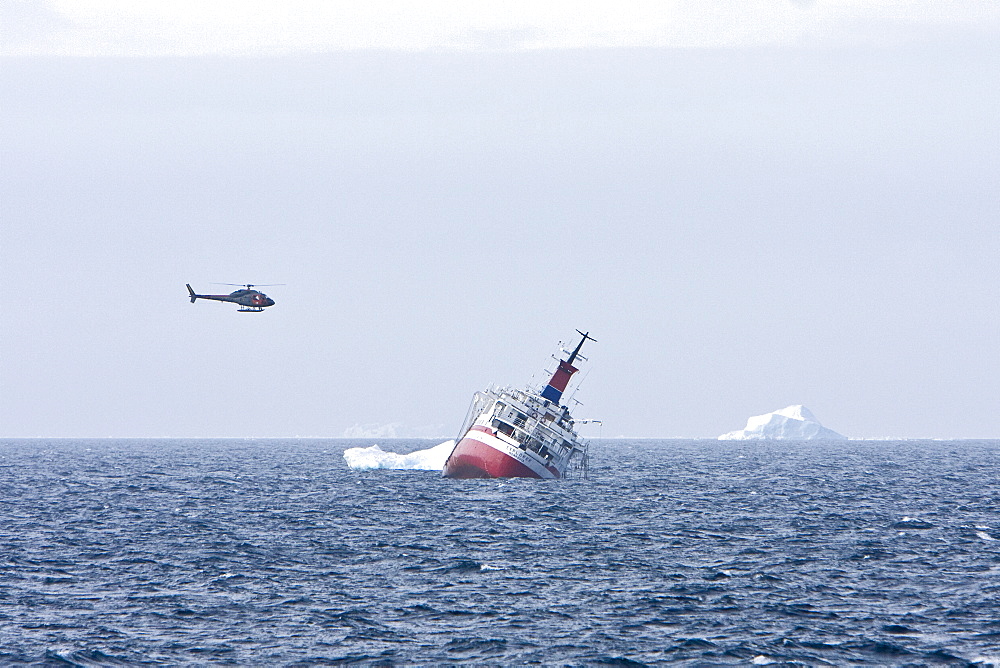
[540,330,595,404]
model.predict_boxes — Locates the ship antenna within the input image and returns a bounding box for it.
[566,330,596,366]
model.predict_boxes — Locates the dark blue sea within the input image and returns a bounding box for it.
[2,438,1000,666]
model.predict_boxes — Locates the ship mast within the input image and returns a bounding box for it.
[540,330,595,405]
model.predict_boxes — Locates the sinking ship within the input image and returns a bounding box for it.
[441,331,595,479]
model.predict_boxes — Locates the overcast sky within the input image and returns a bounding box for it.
[2,1,999,438]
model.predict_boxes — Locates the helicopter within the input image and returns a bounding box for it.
[186,283,278,312]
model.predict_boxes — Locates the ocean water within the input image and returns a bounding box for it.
[2,438,1000,666]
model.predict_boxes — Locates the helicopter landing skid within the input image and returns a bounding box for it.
[237,307,265,312]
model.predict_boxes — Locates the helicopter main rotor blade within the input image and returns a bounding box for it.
[212,283,286,287]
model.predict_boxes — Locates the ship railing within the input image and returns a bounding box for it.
[492,400,578,452]
[521,432,573,462]
[499,405,550,433]
[456,391,494,443]
[495,392,565,425]
[565,442,590,480]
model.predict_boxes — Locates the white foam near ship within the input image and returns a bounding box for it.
[719,405,846,440]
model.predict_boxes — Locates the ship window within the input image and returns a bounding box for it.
[494,421,515,437]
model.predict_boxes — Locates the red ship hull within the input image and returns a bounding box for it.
[442,427,559,479]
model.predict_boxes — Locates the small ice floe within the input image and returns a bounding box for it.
[343,440,454,471]
[752,656,776,665]
[977,531,996,542]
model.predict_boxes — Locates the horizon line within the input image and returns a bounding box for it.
[3,436,1000,442]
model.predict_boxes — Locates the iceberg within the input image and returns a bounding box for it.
[342,423,402,438]
[343,440,455,471]
[718,405,846,440]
